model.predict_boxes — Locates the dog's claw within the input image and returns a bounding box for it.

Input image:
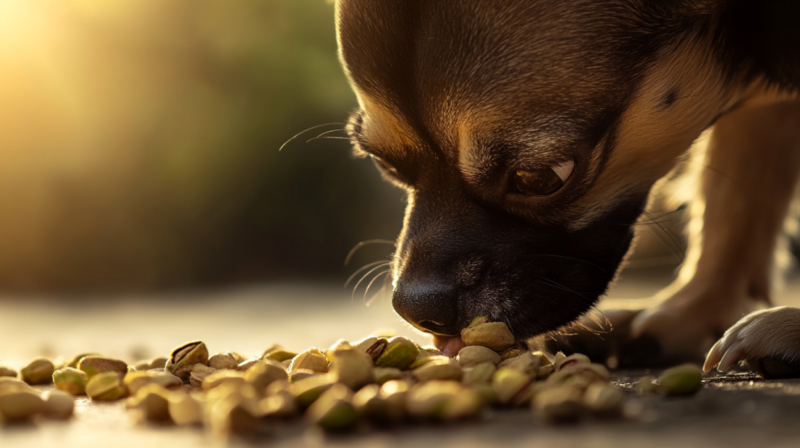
[703,339,723,372]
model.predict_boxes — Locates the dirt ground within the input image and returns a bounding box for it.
[2,268,800,447]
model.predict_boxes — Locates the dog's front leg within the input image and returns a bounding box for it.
[628,97,800,366]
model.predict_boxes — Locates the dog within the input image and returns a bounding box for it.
[334,0,800,375]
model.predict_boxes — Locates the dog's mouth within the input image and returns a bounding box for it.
[432,335,467,357]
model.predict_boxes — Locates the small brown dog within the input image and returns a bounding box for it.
[335,1,800,375]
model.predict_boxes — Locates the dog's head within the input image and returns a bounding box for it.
[335,0,800,351]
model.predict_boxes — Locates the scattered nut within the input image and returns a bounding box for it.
[42,389,75,419]
[375,337,419,370]
[373,367,404,385]
[0,390,45,420]
[77,356,129,379]
[245,359,289,393]
[166,341,209,380]
[533,386,585,421]
[658,364,703,396]
[583,383,624,416]
[330,349,373,390]
[86,372,127,401]
[413,359,462,382]
[21,358,55,385]
[0,366,17,378]
[457,346,501,367]
[124,371,183,396]
[637,375,660,396]
[53,367,89,395]
[461,322,515,351]
[462,362,496,386]
[289,348,329,373]
[306,384,358,432]
[208,353,239,370]
[168,390,205,426]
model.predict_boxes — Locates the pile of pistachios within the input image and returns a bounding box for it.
[0,316,704,434]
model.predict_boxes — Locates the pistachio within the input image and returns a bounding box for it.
[21,358,55,385]
[553,351,567,368]
[149,357,169,370]
[127,384,171,422]
[306,384,358,432]
[237,358,262,372]
[210,394,263,436]
[410,354,453,370]
[77,356,129,379]
[492,368,530,405]
[244,359,288,393]
[533,351,552,366]
[413,359,462,382]
[67,353,100,368]
[124,371,183,396]
[555,353,591,371]
[462,362,497,386]
[636,375,660,396]
[260,390,298,418]
[538,364,555,379]
[467,316,489,327]
[375,337,420,370]
[86,372,127,401]
[165,341,209,380]
[324,339,353,362]
[289,374,336,408]
[442,387,483,421]
[0,377,31,395]
[330,349,374,390]
[134,361,150,371]
[406,380,462,420]
[0,366,17,378]
[470,383,499,405]
[658,364,703,396]
[289,348,329,373]
[461,322,515,351]
[360,337,389,361]
[457,346,501,368]
[533,386,585,421]
[583,383,624,416]
[168,390,205,426]
[189,364,217,388]
[547,363,610,386]
[53,367,88,395]
[379,379,410,421]
[497,352,542,376]
[374,367,404,385]
[262,345,297,363]
[202,370,247,391]
[0,390,45,420]
[208,353,239,370]
[353,384,388,421]
[498,343,527,361]
[42,389,74,419]
[290,369,318,383]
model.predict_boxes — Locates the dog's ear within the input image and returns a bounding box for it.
[713,0,800,91]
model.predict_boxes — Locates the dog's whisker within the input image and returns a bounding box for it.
[364,270,391,306]
[352,263,393,303]
[345,239,395,266]
[278,122,347,151]
[344,260,391,287]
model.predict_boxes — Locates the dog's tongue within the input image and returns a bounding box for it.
[432,335,467,358]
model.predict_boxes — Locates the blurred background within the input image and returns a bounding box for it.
[0,0,407,293]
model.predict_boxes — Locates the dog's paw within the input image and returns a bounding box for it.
[704,306,800,379]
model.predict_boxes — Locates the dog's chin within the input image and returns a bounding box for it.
[432,335,467,357]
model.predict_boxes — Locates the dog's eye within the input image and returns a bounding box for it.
[513,160,574,196]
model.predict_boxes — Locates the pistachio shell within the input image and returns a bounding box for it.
[555,353,591,371]
[149,357,169,370]
[636,375,660,396]
[406,380,462,419]
[325,339,353,362]
[461,322,515,351]
[457,346,501,367]
[492,368,530,405]
[290,369,318,383]
[0,390,45,420]
[21,358,55,385]
[462,362,497,386]
[67,353,100,369]
[497,352,542,376]
[202,370,247,391]
[165,341,209,380]
[360,338,389,360]
[533,351,552,366]
[86,372,127,401]
[375,337,419,370]
[583,383,624,415]
[306,384,358,432]
[373,367,404,385]
[289,348,329,373]
[189,364,217,388]
[124,371,183,396]
[379,379,410,421]
[259,390,298,418]
[0,377,31,395]
[497,343,527,361]
[553,351,567,368]
[244,359,288,393]
[127,384,171,422]
[77,356,129,379]
[208,353,239,370]
[467,316,489,327]
[413,359,462,382]
[43,390,74,419]
[168,390,204,426]
[237,358,261,372]
[210,394,262,436]
[533,386,585,421]
[442,387,483,421]
[53,367,88,395]
[289,374,336,408]
[658,364,703,395]
[262,345,297,363]
[330,349,374,390]
[353,384,388,421]
[0,366,17,378]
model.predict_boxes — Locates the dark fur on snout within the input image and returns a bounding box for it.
[337,0,800,341]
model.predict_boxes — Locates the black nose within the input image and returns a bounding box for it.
[392,282,460,336]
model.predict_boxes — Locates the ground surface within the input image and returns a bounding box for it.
[2,268,800,447]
